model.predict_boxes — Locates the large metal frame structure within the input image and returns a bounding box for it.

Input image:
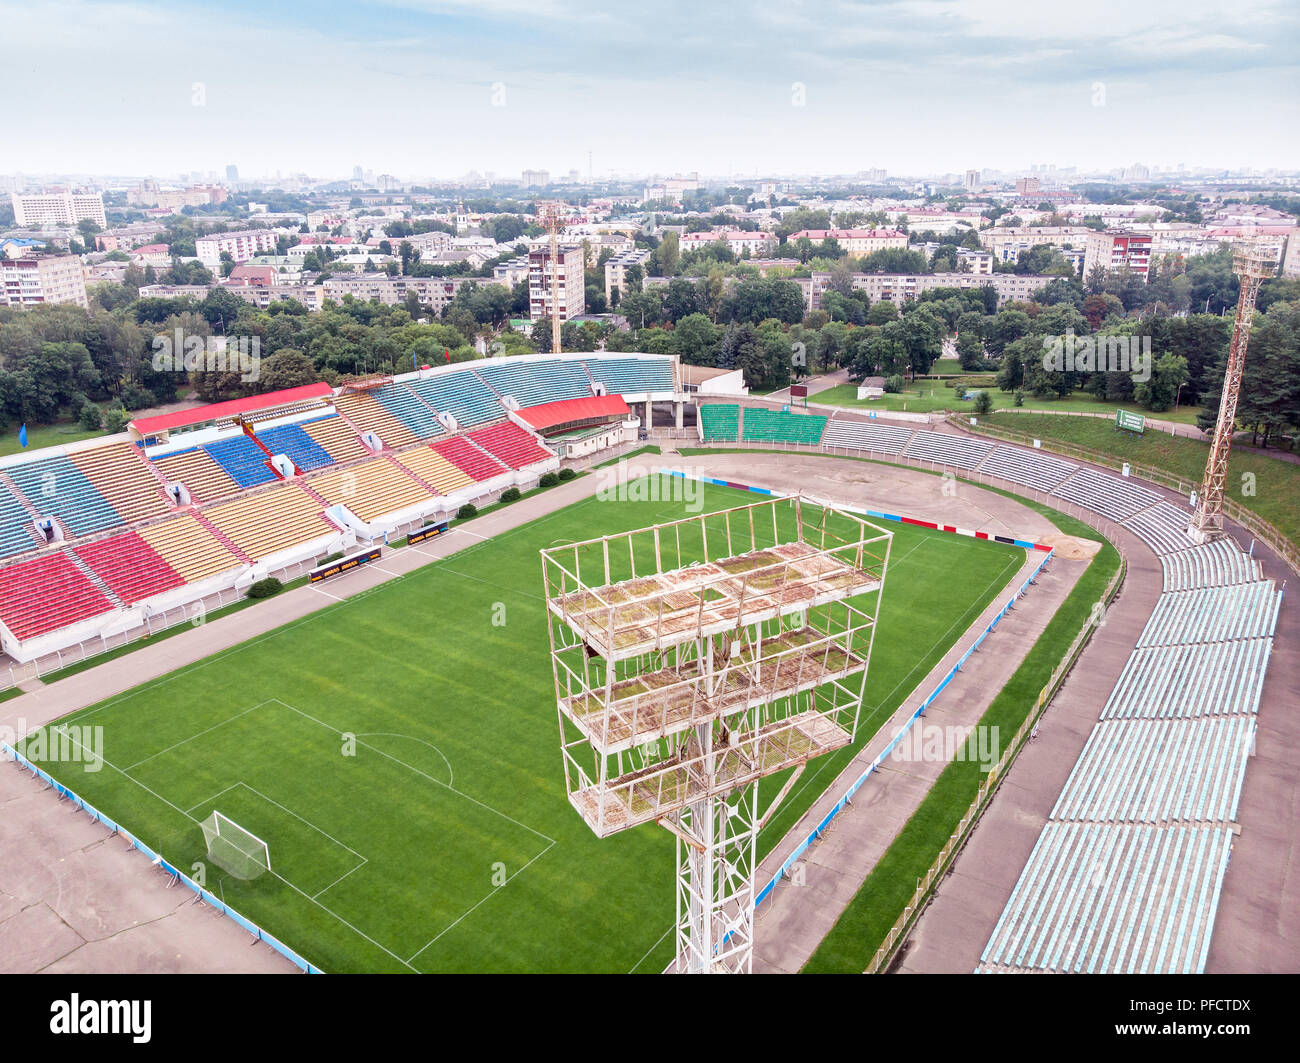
[541,494,892,972]
[1188,239,1277,543]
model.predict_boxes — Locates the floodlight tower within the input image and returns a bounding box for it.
[1188,238,1277,543]
[536,202,564,355]
[541,495,892,973]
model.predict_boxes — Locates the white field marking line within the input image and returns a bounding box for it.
[185,781,244,816]
[367,565,403,578]
[354,732,454,787]
[122,700,272,772]
[451,527,490,541]
[271,699,554,845]
[629,924,675,974]
[311,858,368,901]
[272,698,557,967]
[404,840,556,964]
[311,586,346,603]
[237,782,368,862]
[434,565,546,602]
[66,488,656,723]
[47,724,417,972]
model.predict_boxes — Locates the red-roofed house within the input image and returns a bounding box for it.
[130,243,172,269]
[224,264,279,287]
[678,230,778,256]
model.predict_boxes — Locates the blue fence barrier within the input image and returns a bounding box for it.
[1,742,324,974]
[753,545,1054,908]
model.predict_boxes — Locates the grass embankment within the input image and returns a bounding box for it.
[803,504,1121,973]
[979,412,1300,547]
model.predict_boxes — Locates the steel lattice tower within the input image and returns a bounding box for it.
[541,495,891,972]
[1188,239,1277,543]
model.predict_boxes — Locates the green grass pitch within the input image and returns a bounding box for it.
[18,476,1025,972]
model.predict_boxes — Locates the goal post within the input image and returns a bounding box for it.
[200,810,271,881]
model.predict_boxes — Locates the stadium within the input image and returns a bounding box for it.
[0,349,1293,976]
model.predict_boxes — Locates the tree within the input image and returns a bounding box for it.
[79,400,103,431]
[673,313,718,365]
[1134,352,1189,412]
[956,330,985,369]
[867,300,899,325]
[257,348,317,392]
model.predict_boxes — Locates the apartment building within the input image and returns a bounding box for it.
[1083,230,1153,280]
[802,270,1057,312]
[528,245,585,322]
[0,255,89,309]
[492,255,532,289]
[1014,177,1041,197]
[195,229,286,267]
[130,243,172,269]
[604,248,652,305]
[979,226,1093,263]
[11,190,107,229]
[678,229,779,257]
[786,228,907,254]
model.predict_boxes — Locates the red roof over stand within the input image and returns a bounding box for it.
[516,395,630,432]
[132,382,334,435]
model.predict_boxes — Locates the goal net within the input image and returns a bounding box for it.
[199,811,271,881]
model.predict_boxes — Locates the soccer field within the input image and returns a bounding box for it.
[19,476,1025,972]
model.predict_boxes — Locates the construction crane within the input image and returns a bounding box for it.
[1188,237,1277,543]
[535,202,564,355]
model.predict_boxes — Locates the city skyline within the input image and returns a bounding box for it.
[3,0,1298,180]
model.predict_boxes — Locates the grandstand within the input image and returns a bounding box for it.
[301,415,372,465]
[68,442,173,524]
[73,532,187,606]
[203,484,336,563]
[741,408,828,445]
[0,484,39,559]
[6,455,124,536]
[1050,466,1161,522]
[976,445,1078,494]
[821,418,916,456]
[431,436,509,483]
[699,404,741,442]
[254,423,337,474]
[0,353,679,663]
[901,429,994,470]
[152,447,241,504]
[582,355,674,395]
[371,382,445,439]
[406,370,503,429]
[466,422,555,471]
[0,551,115,640]
[393,447,476,496]
[202,435,280,490]
[475,358,594,408]
[137,514,243,583]
[332,391,421,448]
[308,458,432,524]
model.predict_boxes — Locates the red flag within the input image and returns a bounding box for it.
[444,347,450,362]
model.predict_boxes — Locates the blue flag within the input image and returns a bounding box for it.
[18,424,27,448]
[413,351,417,370]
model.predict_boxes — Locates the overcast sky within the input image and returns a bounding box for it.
[6,0,1298,182]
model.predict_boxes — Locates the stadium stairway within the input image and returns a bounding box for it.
[191,512,254,565]
[63,547,125,608]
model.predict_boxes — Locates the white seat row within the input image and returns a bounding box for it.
[1102,638,1273,721]
[1051,466,1161,522]
[901,429,994,469]
[820,418,917,455]
[1136,580,1282,647]
[1161,540,1262,592]
[978,445,1078,492]
[1052,716,1254,825]
[1123,501,1196,556]
[978,821,1232,974]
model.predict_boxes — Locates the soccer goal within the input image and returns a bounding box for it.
[200,811,271,881]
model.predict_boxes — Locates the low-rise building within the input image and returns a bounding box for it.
[1083,230,1153,280]
[195,228,288,267]
[604,248,652,305]
[678,229,779,257]
[786,228,907,254]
